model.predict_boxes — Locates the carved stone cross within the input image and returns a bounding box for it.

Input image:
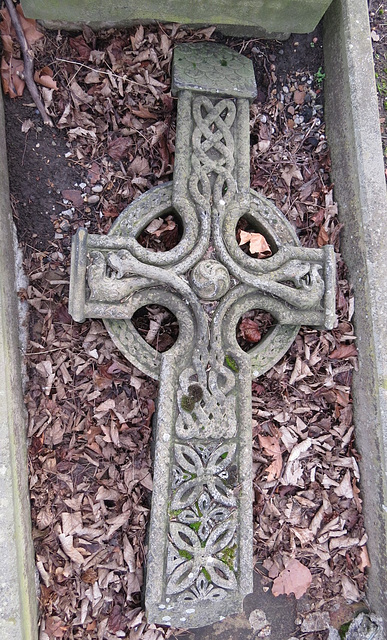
[69,43,335,629]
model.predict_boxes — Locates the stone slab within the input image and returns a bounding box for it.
[68,42,335,630]
[20,0,333,37]
[0,90,38,639]
[324,0,387,632]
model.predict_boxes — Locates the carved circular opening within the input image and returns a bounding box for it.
[131,304,179,352]
[236,309,276,352]
[136,208,183,252]
[235,215,277,259]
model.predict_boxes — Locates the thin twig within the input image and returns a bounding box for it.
[3,0,53,126]
[55,57,143,86]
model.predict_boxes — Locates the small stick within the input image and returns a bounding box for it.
[4,0,53,126]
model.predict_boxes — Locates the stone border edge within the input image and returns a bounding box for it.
[0,88,38,640]
[324,0,387,628]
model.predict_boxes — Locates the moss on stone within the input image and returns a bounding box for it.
[181,395,195,412]
[225,354,239,372]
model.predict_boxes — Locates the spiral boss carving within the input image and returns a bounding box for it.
[69,43,336,629]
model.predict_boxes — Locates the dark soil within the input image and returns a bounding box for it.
[4,89,79,250]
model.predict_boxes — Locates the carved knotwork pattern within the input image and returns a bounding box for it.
[189,96,237,208]
[171,442,238,509]
[175,357,237,440]
[167,442,238,599]
[68,41,336,627]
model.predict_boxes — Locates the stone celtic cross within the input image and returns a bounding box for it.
[69,43,335,629]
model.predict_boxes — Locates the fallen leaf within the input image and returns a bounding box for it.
[16,4,43,46]
[107,136,132,161]
[358,546,371,571]
[1,57,25,98]
[61,511,83,536]
[69,35,92,61]
[21,118,34,133]
[258,139,271,152]
[258,434,283,481]
[58,533,85,564]
[239,230,272,257]
[129,155,150,176]
[34,66,58,90]
[294,90,306,105]
[108,605,124,633]
[334,470,354,498]
[288,437,313,462]
[281,165,303,187]
[131,24,144,50]
[239,318,262,343]
[342,575,361,602]
[282,458,304,486]
[70,80,93,106]
[84,70,100,84]
[44,616,67,639]
[87,162,101,184]
[329,344,357,359]
[81,568,98,584]
[123,535,136,572]
[318,225,330,247]
[145,218,164,234]
[272,558,312,599]
[131,106,157,119]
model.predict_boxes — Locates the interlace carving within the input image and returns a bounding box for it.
[189,97,237,208]
[171,442,238,510]
[175,354,237,440]
[69,42,335,629]
[166,515,237,596]
[168,442,238,603]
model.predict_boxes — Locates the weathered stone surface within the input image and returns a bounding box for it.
[344,613,384,640]
[69,42,335,628]
[21,0,333,37]
[324,0,387,632]
[0,89,38,640]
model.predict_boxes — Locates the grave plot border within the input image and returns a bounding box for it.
[0,93,38,639]
[0,0,386,636]
[324,0,387,625]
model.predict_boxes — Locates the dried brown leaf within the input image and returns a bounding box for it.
[272,559,312,599]
[44,616,67,639]
[58,533,86,564]
[34,66,58,90]
[69,35,92,61]
[107,136,132,161]
[239,230,272,257]
[329,344,358,360]
[341,575,361,602]
[258,435,282,482]
[281,165,303,187]
[1,57,25,98]
[239,318,262,343]
[358,546,371,571]
[317,225,330,247]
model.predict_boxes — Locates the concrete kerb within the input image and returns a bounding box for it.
[0,0,387,637]
[324,0,387,630]
[0,89,38,640]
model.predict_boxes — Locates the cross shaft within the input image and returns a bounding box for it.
[69,43,335,629]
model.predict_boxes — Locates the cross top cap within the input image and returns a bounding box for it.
[171,42,257,100]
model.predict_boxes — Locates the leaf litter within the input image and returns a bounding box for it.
[1,18,368,640]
